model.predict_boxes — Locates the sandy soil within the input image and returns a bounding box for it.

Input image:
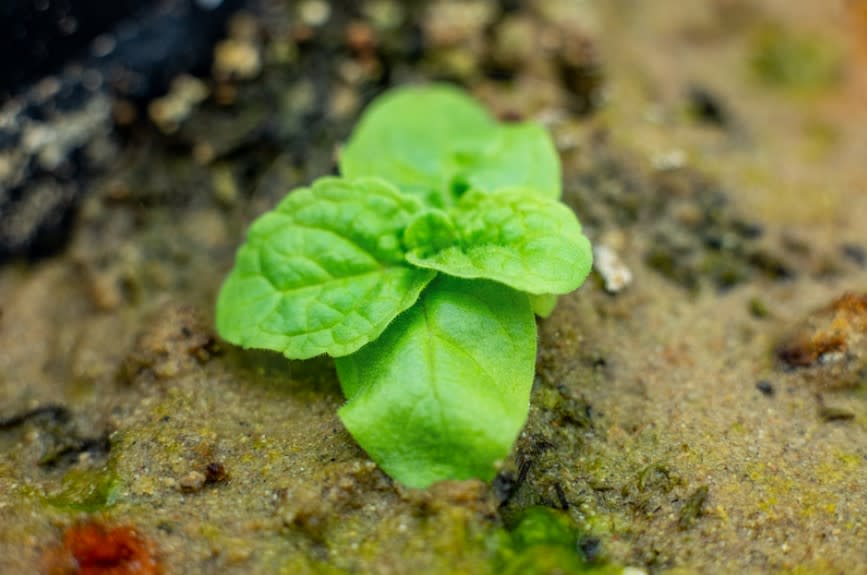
[1,0,865,573]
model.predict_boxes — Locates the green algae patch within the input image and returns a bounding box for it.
[296,493,624,575]
[751,26,842,92]
[43,465,122,512]
[498,507,621,575]
[678,485,709,530]
[280,557,349,575]
[509,506,577,550]
[501,548,620,575]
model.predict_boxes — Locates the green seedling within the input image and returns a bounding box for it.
[216,84,593,487]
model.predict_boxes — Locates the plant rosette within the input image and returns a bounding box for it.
[216,84,593,488]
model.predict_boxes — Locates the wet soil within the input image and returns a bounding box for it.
[1,0,866,574]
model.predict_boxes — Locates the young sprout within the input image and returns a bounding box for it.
[216,84,593,487]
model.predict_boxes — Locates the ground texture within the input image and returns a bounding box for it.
[1,1,866,573]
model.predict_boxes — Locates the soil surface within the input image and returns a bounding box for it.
[1,0,866,574]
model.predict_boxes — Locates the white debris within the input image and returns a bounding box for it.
[652,148,686,170]
[213,38,262,82]
[299,0,331,27]
[147,75,209,134]
[593,244,633,293]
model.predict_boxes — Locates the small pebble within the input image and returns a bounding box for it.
[363,0,404,31]
[424,0,495,48]
[90,34,117,58]
[755,380,775,397]
[841,243,866,267]
[205,462,228,484]
[147,75,209,134]
[652,149,687,170]
[578,536,602,562]
[491,15,537,70]
[819,406,855,422]
[213,39,261,82]
[688,86,729,127]
[345,21,376,54]
[179,470,206,492]
[212,166,239,205]
[299,0,331,27]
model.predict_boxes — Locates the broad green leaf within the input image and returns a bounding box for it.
[451,123,562,200]
[339,84,498,207]
[335,277,536,488]
[405,189,593,295]
[216,177,435,359]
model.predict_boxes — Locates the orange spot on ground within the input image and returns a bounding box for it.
[42,521,161,575]
[778,292,867,368]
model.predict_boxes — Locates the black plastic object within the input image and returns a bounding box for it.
[0,0,245,262]
[0,0,144,100]
[1,0,246,102]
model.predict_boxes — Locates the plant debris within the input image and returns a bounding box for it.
[777,293,867,373]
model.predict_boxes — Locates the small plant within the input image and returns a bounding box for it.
[216,85,592,487]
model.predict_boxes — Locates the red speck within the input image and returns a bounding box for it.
[43,521,161,575]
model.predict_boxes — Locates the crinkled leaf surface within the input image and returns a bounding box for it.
[339,84,498,207]
[401,209,458,253]
[405,189,593,295]
[335,276,536,488]
[451,123,562,200]
[216,177,435,359]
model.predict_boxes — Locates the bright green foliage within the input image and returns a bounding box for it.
[450,123,562,200]
[498,507,621,575]
[340,84,498,207]
[336,277,536,487]
[405,189,592,295]
[43,465,121,512]
[216,84,593,487]
[340,84,562,206]
[216,177,435,359]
